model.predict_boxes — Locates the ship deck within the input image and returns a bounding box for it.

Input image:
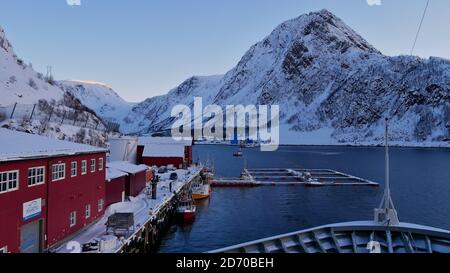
[209,221,450,253]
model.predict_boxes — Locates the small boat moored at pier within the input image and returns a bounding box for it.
[233,149,243,157]
[176,198,196,224]
[192,175,212,200]
[192,162,214,200]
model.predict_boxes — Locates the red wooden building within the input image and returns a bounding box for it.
[105,167,128,207]
[137,137,193,168]
[0,129,107,253]
[107,162,148,197]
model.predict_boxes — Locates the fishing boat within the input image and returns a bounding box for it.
[192,171,213,200]
[233,149,243,157]
[176,198,196,223]
[210,119,450,253]
[192,182,211,200]
[192,159,214,200]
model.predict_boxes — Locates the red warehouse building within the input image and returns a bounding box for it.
[105,167,128,207]
[137,137,193,168]
[0,129,107,253]
[107,162,148,197]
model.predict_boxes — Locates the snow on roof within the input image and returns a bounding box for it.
[107,161,148,175]
[106,167,128,181]
[138,137,192,146]
[0,129,106,162]
[143,144,185,158]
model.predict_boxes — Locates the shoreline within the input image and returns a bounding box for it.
[194,142,450,150]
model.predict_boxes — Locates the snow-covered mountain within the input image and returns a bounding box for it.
[121,75,223,134]
[60,80,134,124]
[0,27,63,105]
[121,9,450,147]
[0,26,113,146]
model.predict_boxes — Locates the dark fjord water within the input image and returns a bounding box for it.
[159,145,450,253]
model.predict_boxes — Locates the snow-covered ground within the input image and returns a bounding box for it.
[55,167,200,253]
[0,128,106,162]
[0,27,63,106]
[1,119,110,147]
[0,26,117,145]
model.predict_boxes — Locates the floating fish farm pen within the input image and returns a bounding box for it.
[212,168,379,187]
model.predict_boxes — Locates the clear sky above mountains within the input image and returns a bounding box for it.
[1,0,448,102]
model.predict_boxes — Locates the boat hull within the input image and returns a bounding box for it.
[176,210,196,225]
[192,193,210,200]
[192,184,211,200]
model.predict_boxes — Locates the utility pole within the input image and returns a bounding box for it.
[10,102,17,119]
[30,104,36,120]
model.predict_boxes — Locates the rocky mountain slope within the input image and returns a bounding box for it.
[0,27,62,105]
[0,26,113,146]
[60,80,134,124]
[120,9,449,146]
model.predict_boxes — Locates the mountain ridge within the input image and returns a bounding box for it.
[59,80,135,125]
[112,9,448,147]
[6,10,446,147]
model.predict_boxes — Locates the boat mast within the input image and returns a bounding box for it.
[375,118,400,226]
[384,118,391,210]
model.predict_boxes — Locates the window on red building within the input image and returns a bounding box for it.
[70,211,77,227]
[28,167,45,186]
[81,160,87,175]
[0,170,19,193]
[90,159,96,173]
[98,158,104,171]
[98,199,104,212]
[52,163,65,181]
[71,162,77,177]
[85,204,91,219]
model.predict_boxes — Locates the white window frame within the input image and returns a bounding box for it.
[52,163,66,182]
[98,199,104,212]
[85,204,91,219]
[90,159,96,173]
[71,161,77,178]
[0,246,7,253]
[0,170,19,194]
[98,158,104,171]
[81,160,87,175]
[28,166,45,187]
[70,211,77,227]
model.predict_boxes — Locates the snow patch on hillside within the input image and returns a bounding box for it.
[60,80,134,124]
[0,26,116,146]
[0,27,63,106]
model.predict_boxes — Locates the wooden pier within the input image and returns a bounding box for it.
[212,168,379,187]
[117,170,204,253]
[54,167,205,253]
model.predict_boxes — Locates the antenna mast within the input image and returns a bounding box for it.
[384,118,391,210]
[46,66,54,84]
[375,118,400,226]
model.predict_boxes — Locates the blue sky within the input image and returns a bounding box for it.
[1,0,448,102]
